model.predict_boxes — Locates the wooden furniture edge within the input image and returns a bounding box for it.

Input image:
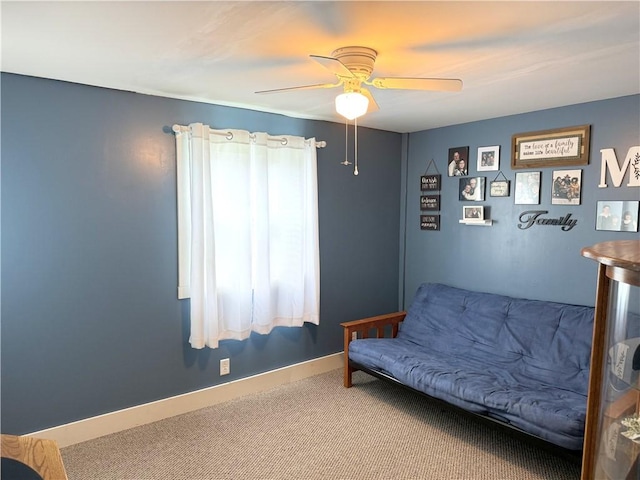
[580,241,640,480]
[1,434,68,480]
[340,311,407,387]
[580,263,609,480]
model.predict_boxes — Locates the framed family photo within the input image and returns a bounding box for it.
[477,145,500,171]
[551,169,582,205]
[595,201,639,232]
[459,177,485,201]
[463,205,484,220]
[447,146,469,176]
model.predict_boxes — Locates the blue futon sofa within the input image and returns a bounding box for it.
[341,283,595,452]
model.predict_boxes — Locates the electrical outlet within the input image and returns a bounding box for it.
[352,332,358,341]
[220,358,230,376]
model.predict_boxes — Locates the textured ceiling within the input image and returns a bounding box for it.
[2,1,639,133]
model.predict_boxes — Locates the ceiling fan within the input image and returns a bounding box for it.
[255,46,463,117]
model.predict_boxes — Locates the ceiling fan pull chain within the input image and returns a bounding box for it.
[354,116,359,176]
[341,121,351,166]
[341,120,352,166]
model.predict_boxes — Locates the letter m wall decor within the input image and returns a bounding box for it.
[599,146,640,188]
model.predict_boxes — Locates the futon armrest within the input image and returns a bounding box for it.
[340,311,406,387]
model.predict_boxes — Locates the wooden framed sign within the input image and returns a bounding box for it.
[511,124,590,169]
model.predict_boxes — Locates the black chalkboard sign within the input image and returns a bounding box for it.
[420,195,440,211]
[420,215,440,231]
[420,174,441,191]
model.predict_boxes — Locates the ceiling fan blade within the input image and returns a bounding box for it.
[361,88,379,113]
[371,77,463,92]
[310,55,355,78]
[255,82,340,94]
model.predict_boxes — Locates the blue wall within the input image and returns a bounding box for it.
[401,95,639,308]
[2,72,638,436]
[1,73,402,434]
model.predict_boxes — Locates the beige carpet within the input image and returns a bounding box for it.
[61,369,580,480]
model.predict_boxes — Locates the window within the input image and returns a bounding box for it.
[175,124,320,349]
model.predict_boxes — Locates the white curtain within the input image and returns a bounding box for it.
[175,123,320,349]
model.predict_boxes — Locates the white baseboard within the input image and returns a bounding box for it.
[28,352,343,448]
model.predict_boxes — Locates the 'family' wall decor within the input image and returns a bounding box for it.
[517,210,578,231]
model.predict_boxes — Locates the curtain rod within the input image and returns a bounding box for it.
[172,125,326,148]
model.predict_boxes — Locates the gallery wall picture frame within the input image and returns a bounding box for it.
[514,171,541,205]
[511,124,591,169]
[459,177,485,201]
[447,146,469,176]
[463,205,484,220]
[595,201,639,232]
[477,145,500,172]
[551,169,582,205]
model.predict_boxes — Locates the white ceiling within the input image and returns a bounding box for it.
[2,1,639,133]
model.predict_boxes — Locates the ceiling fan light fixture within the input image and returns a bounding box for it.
[335,91,369,120]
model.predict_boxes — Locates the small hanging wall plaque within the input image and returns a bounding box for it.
[490,171,511,197]
[420,214,440,231]
[420,174,441,191]
[421,159,441,191]
[420,194,440,211]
